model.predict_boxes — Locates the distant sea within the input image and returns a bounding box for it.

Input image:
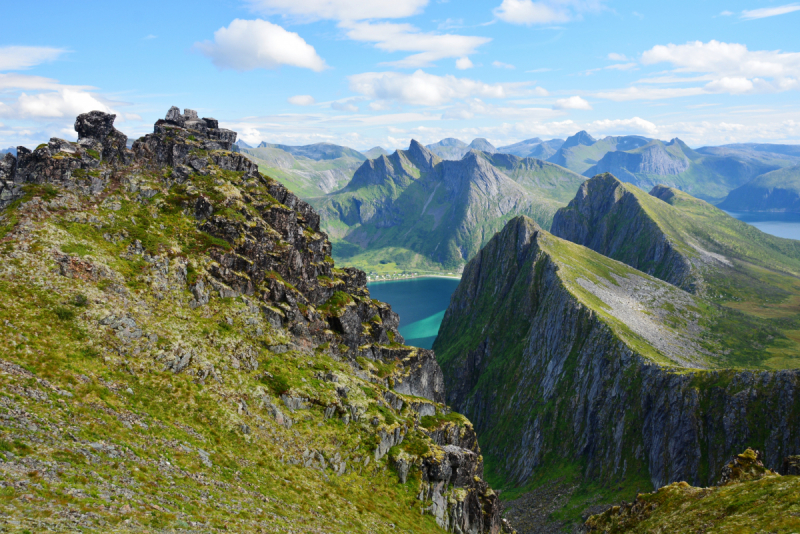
[726,211,800,241]
[366,277,460,349]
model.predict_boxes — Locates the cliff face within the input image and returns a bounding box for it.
[0,108,507,533]
[550,173,695,291]
[434,216,800,529]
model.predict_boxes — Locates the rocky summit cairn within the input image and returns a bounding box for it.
[717,448,777,486]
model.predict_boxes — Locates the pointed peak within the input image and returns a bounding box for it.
[563,130,596,149]
[407,139,437,169]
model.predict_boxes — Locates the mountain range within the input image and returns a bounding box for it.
[434,175,800,530]
[312,141,586,273]
[719,164,800,213]
[2,104,800,533]
[224,132,800,274]
[236,142,367,198]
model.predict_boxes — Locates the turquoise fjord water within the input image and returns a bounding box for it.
[367,277,461,349]
[367,213,799,350]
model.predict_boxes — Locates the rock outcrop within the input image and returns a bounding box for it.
[0,107,506,533]
[434,215,800,529]
[585,449,796,532]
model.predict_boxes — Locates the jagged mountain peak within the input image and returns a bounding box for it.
[562,130,596,149]
[407,139,439,169]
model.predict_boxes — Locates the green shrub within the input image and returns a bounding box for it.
[54,307,76,321]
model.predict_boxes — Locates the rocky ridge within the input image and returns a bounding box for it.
[315,141,585,273]
[434,215,800,531]
[0,107,508,533]
[551,173,800,314]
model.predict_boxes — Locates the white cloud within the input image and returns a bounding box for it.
[143,34,157,40]
[587,117,658,137]
[195,19,327,72]
[607,53,628,61]
[595,86,705,101]
[719,10,734,16]
[704,77,755,94]
[0,46,68,71]
[640,40,800,95]
[10,89,116,119]
[348,70,525,106]
[341,21,490,68]
[605,62,637,71]
[456,57,474,70]
[288,95,316,106]
[493,0,604,25]
[553,95,592,110]
[492,61,516,69]
[642,40,800,78]
[741,3,800,20]
[244,0,428,20]
[331,101,359,112]
[0,73,92,91]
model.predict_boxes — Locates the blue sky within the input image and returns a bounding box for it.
[2,0,800,150]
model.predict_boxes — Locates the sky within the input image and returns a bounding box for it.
[2,0,800,151]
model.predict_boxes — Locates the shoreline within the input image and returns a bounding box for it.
[366,274,462,283]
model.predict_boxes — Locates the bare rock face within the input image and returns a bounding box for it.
[551,173,696,292]
[435,214,800,530]
[74,110,129,163]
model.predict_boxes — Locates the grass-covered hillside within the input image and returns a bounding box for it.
[239,142,366,198]
[314,141,586,274]
[584,139,781,202]
[434,215,800,531]
[586,449,800,533]
[719,164,800,213]
[552,173,800,369]
[0,109,509,534]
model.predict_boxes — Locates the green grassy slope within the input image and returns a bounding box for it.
[719,164,800,213]
[240,145,365,197]
[553,174,800,367]
[586,450,800,533]
[0,119,502,533]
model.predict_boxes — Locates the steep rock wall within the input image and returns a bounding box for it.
[551,173,696,292]
[435,217,800,500]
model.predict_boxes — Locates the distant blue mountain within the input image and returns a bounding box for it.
[1,147,16,157]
